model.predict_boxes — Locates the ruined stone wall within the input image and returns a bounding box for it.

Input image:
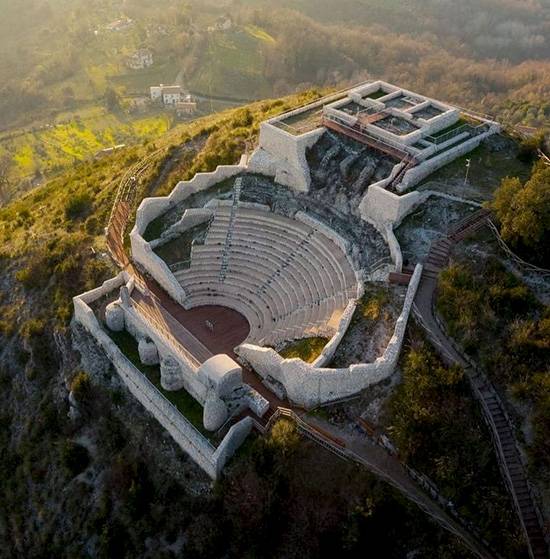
[360,185,428,227]
[295,211,351,254]
[417,109,460,136]
[131,236,188,304]
[248,123,324,192]
[76,272,130,305]
[212,416,253,476]
[130,164,246,305]
[73,278,252,479]
[312,299,357,368]
[152,208,213,248]
[73,286,218,477]
[237,264,422,408]
[398,125,500,192]
[167,165,245,205]
[359,185,429,270]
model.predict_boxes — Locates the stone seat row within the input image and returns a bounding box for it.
[173,205,358,344]
[177,265,351,333]
[184,285,341,345]
[193,240,331,299]
[187,243,354,315]
[202,209,356,288]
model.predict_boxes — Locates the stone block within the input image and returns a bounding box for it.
[105,302,124,332]
[138,338,159,366]
[160,356,185,391]
[203,393,228,431]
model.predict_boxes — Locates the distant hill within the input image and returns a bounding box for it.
[1,0,548,204]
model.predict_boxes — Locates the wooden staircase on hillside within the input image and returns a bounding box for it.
[414,208,549,559]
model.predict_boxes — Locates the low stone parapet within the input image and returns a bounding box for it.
[237,264,423,408]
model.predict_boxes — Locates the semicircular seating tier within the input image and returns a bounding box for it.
[173,203,359,346]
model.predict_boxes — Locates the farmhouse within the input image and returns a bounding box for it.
[150,84,185,106]
[176,95,198,117]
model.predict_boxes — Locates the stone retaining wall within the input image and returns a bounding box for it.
[131,236,188,304]
[359,186,429,271]
[237,264,423,408]
[248,122,324,192]
[212,417,253,476]
[360,185,428,227]
[152,208,214,248]
[73,277,253,479]
[295,211,351,254]
[418,109,460,137]
[398,125,500,192]
[312,299,357,368]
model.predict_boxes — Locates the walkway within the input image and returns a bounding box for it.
[413,210,548,559]
[261,409,500,559]
[105,152,287,421]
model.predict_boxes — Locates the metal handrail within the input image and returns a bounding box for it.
[323,113,415,158]
[486,220,550,276]
[130,298,202,369]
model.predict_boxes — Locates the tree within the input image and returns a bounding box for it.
[517,132,545,162]
[104,87,121,112]
[491,163,550,264]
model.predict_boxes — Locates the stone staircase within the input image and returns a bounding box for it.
[470,371,548,559]
[415,209,548,559]
[387,156,418,190]
[423,209,491,280]
[255,230,315,299]
[219,178,242,282]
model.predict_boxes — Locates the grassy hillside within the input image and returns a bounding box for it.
[1,0,549,205]
[0,90,325,321]
[0,90,484,558]
[0,109,171,195]
[186,26,274,99]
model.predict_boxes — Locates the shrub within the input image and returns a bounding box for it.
[491,163,550,265]
[15,252,50,289]
[267,419,300,458]
[20,318,45,340]
[70,371,92,403]
[60,440,90,476]
[85,215,101,235]
[517,133,544,162]
[65,192,93,221]
[279,337,328,362]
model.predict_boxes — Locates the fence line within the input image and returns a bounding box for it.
[106,147,168,267]
[486,220,550,277]
[261,408,499,559]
